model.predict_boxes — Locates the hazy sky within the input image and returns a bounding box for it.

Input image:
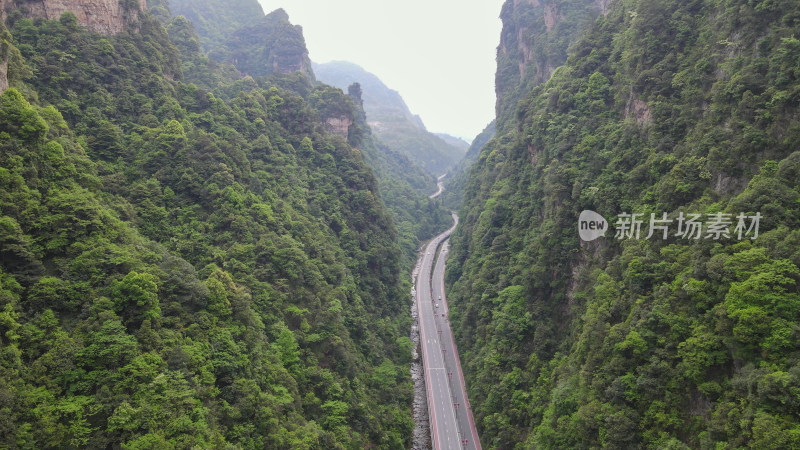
[257,0,505,140]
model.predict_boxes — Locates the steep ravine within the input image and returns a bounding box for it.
[409,175,450,449]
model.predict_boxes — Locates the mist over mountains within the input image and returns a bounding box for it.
[315,61,468,175]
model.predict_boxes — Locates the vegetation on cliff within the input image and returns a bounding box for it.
[343,82,452,266]
[154,1,451,266]
[210,9,314,80]
[448,0,800,447]
[315,61,466,176]
[0,8,414,448]
[440,120,496,210]
[165,0,263,52]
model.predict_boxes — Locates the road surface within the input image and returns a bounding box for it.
[429,174,447,199]
[432,234,481,449]
[415,213,481,449]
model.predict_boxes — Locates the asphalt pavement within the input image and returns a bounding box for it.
[415,213,481,450]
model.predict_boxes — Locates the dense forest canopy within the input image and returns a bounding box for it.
[448,0,800,448]
[4,0,800,447]
[155,0,452,267]
[162,0,264,52]
[0,3,430,447]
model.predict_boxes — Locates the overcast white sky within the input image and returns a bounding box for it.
[257,0,505,140]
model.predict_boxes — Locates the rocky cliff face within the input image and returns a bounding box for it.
[270,46,311,75]
[314,61,466,175]
[451,0,800,447]
[1,0,146,34]
[0,52,7,93]
[210,8,314,79]
[0,22,10,93]
[495,0,603,127]
[324,116,352,137]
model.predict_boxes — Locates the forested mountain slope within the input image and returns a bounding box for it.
[448,0,800,447]
[0,6,414,448]
[154,0,313,80]
[210,8,314,80]
[440,120,496,210]
[434,133,470,153]
[152,0,451,267]
[164,0,263,53]
[312,62,454,261]
[342,84,451,266]
[315,61,466,175]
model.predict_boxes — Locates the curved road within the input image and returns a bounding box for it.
[429,174,447,199]
[416,207,481,448]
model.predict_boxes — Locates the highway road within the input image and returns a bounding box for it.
[415,213,481,449]
[429,174,447,199]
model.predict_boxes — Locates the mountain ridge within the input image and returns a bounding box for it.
[314,60,466,175]
[449,0,800,447]
[0,4,416,446]
[166,0,263,51]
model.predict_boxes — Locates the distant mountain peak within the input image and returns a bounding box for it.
[267,7,290,21]
[167,0,314,79]
[315,61,465,174]
[434,133,470,151]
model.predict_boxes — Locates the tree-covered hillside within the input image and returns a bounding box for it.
[158,0,264,53]
[210,9,315,80]
[434,133,470,154]
[343,84,451,266]
[448,0,800,448]
[151,0,451,268]
[315,61,466,175]
[0,8,414,448]
[440,120,496,211]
